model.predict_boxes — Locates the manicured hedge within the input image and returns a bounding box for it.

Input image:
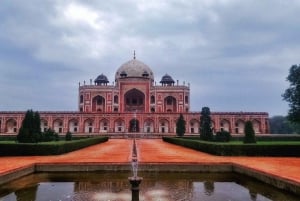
[0,137,108,156]
[162,137,300,156]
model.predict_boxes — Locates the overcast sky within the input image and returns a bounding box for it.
[0,0,299,116]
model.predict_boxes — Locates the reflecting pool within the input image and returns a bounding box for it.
[0,171,298,201]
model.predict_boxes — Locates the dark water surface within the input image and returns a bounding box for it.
[0,171,298,201]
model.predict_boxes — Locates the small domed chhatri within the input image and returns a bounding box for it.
[160,74,175,86]
[94,73,109,85]
[0,53,269,136]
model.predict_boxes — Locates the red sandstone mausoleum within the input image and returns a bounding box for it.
[0,56,269,136]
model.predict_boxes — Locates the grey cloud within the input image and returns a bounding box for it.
[0,0,299,116]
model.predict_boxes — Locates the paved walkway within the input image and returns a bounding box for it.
[0,139,299,186]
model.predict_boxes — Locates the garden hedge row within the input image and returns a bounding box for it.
[0,137,108,156]
[162,137,300,156]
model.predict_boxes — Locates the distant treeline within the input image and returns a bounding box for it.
[269,116,300,134]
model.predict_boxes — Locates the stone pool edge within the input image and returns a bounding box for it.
[0,162,299,196]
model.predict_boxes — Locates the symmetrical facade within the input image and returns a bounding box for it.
[0,56,269,136]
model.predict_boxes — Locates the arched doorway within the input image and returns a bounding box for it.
[129,119,139,132]
[124,89,145,112]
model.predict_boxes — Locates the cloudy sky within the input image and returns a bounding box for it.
[0,0,299,116]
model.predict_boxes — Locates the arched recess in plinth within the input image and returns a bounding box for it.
[84,119,94,133]
[124,88,145,112]
[53,119,63,133]
[68,118,79,133]
[99,118,109,133]
[211,120,215,133]
[143,119,154,133]
[129,119,139,132]
[41,119,48,132]
[189,119,200,134]
[235,119,245,134]
[5,118,17,133]
[114,119,125,132]
[220,119,230,132]
[252,119,261,134]
[159,119,169,133]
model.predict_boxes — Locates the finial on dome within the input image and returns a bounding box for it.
[133,50,136,59]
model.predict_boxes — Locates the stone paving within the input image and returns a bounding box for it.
[0,139,299,186]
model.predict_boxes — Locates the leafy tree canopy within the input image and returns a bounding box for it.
[282,64,300,124]
[269,115,300,134]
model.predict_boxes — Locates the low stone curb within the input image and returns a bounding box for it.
[0,162,299,195]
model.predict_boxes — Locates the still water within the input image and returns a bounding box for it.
[0,171,298,201]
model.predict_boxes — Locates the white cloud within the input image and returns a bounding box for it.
[63,2,102,30]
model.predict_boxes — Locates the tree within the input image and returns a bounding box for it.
[176,114,186,137]
[17,110,41,143]
[282,64,300,124]
[269,115,298,134]
[243,121,256,143]
[200,107,213,141]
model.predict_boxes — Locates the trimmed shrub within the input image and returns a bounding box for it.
[65,131,72,141]
[0,137,109,156]
[215,131,231,142]
[162,137,300,156]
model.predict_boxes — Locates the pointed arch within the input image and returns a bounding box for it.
[124,88,145,112]
[144,119,154,133]
[41,119,48,132]
[220,119,230,132]
[99,118,109,133]
[68,118,79,133]
[114,118,125,132]
[92,95,106,112]
[189,119,199,134]
[159,119,169,133]
[235,119,245,134]
[164,96,177,112]
[53,119,63,133]
[252,119,261,134]
[84,118,94,133]
[6,118,17,133]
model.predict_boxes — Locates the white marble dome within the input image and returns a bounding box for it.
[115,59,154,81]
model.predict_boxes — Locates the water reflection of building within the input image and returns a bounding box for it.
[0,54,269,135]
[73,179,194,200]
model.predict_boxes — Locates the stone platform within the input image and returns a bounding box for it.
[0,139,299,194]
